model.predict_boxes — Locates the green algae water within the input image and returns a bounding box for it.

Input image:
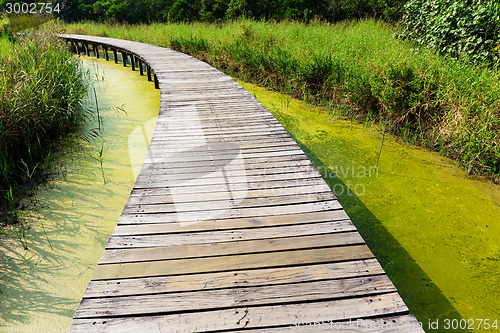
[0,56,159,332]
[238,80,500,333]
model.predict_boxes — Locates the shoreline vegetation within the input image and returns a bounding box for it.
[0,28,88,225]
[62,19,500,182]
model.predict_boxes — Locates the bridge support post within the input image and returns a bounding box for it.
[154,73,159,89]
[121,52,127,67]
[103,46,109,61]
[71,41,78,54]
[138,59,144,75]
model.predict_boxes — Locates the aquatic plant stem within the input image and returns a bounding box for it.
[375,126,386,173]
[94,87,101,130]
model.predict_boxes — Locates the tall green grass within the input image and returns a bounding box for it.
[63,19,500,178]
[0,31,88,222]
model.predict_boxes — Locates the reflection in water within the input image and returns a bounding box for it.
[0,56,159,332]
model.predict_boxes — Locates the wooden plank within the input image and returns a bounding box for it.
[143,143,302,157]
[84,259,384,298]
[118,201,343,224]
[69,293,409,333]
[130,178,330,198]
[133,155,315,174]
[75,275,396,318]
[134,166,323,183]
[230,315,424,333]
[132,160,320,179]
[129,177,329,196]
[105,220,357,249]
[125,183,332,205]
[101,232,365,263]
[121,192,335,215]
[92,245,375,280]
[112,210,350,236]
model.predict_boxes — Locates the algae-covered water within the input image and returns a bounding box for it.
[239,81,500,333]
[0,56,159,332]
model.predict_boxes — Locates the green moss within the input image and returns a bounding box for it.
[239,79,500,332]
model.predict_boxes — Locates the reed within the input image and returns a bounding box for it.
[0,30,88,223]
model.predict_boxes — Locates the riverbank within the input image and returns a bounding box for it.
[0,56,159,332]
[62,19,500,180]
[239,80,500,332]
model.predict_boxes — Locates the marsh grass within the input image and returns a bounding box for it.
[0,30,88,224]
[63,19,500,179]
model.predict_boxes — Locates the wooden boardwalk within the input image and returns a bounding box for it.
[61,35,424,332]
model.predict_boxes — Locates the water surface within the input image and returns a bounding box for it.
[239,80,500,332]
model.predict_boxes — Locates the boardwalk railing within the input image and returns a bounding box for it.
[61,34,424,333]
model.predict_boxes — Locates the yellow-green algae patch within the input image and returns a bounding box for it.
[239,80,500,332]
[0,56,159,332]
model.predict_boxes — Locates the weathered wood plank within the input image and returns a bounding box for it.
[112,210,350,235]
[92,245,375,280]
[130,178,331,198]
[125,183,332,205]
[118,201,343,224]
[121,192,335,215]
[69,293,409,333]
[133,171,326,190]
[105,220,357,249]
[84,259,383,298]
[101,232,365,263]
[75,275,396,318]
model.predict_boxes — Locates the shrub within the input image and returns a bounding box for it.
[399,0,500,63]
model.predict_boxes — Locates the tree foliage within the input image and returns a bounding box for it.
[54,0,405,23]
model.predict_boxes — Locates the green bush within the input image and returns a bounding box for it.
[399,0,500,63]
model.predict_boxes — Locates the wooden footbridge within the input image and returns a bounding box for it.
[61,35,424,332]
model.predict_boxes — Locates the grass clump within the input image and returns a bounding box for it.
[62,19,500,179]
[0,31,88,223]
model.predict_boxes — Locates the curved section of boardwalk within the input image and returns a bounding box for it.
[61,34,424,332]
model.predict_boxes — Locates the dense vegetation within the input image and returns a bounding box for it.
[64,19,500,179]
[0,30,87,222]
[50,0,406,23]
